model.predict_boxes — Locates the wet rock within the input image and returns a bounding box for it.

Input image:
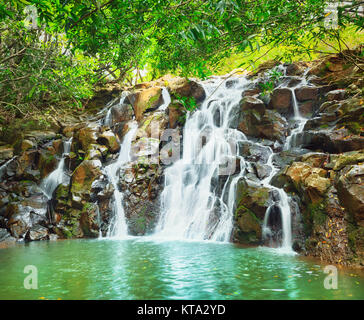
[80,203,100,238]
[285,63,306,76]
[38,150,58,179]
[157,75,206,103]
[300,129,364,153]
[131,137,160,161]
[25,131,57,143]
[235,178,271,220]
[136,112,168,139]
[13,150,41,182]
[26,225,49,241]
[268,88,293,115]
[240,96,266,116]
[242,88,261,97]
[167,103,184,129]
[294,86,319,102]
[238,109,289,143]
[0,146,13,161]
[21,140,36,152]
[298,152,329,168]
[336,164,364,226]
[52,139,63,155]
[97,130,120,153]
[119,163,164,235]
[5,195,49,239]
[0,228,16,243]
[326,150,364,171]
[284,162,330,203]
[74,125,99,152]
[326,89,347,101]
[127,87,163,121]
[71,160,103,199]
[238,141,271,163]
[107,103,133,127]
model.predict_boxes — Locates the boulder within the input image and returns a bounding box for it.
[268,88,292,115]
[294,86,319,102]
[26,225,49,241]
[80,203,100,238]
[75,125,99,152]
[167,102,184,129]
[240,96,266,116]
[127,87,163,121]
[136,112,168,139]
[238,109,289,143]
[235,178,271,220]
[71,160,103,198]
[157,75,206,103]
[21,140,36,152]
[97,130,120,153]
[106,103,133,127]
[326,89,347,101]
[0,146,13,161]
[336,164,364,226]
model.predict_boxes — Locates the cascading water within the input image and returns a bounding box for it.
[40,138,72,199]
[154,68,314,251]
[105,122,138,238]
[154,77,250,241]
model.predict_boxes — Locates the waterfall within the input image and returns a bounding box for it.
[158,87,172,111]
[153,69,315,251]
[105,122,138,238]
[40,138,72,199]
[104,91,129,127]
[154,77,249,241]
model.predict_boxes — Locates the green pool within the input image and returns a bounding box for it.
[0,238,363,300]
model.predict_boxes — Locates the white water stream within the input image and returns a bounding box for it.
[40,138,72,199]
[105,122,138,238]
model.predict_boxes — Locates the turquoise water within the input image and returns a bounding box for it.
[0,238,363,300]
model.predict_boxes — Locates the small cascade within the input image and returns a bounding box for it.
[158,87,171,111]
[95,203,103,238]
[104,91,130,127]
[40,138,72,199]
[154,77,249,241]
[105,122,138,238]
[153,67,315,251]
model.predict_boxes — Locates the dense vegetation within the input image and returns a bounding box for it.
[0,0,363,123]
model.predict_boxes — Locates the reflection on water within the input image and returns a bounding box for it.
[0,239,363,300]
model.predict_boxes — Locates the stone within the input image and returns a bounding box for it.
[136,112,168,139]
[107,103,133,127]
[71,160,103,197]
[156,75,206,103]
[80,203,100,238]
[26,225,49,241]
[127,87,163,121]
[0,146,14,161]
[326,89,347,101]
[75,125,99,152]
[235,178,271,220]
[238,109,289,143]
[268,88,292,114]
[168,102,184,129]
[294,86,319,102]
[240,96,266,116]
[336,164,364,226]
[97,130,120,153]
[21,140,35,152]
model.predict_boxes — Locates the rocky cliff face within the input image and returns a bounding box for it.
[0,49,363,267]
